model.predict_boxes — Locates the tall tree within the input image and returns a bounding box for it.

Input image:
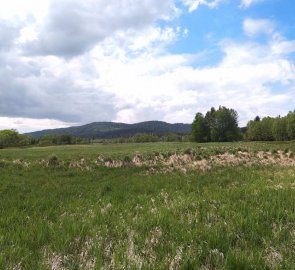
[246,120,263,141]
[287,111,295,140]
[210,106,240,142]
[0,129,20,148]
[254,116,261,122]
[191,113,207,142]
[272,117,288,141]
[204,107,216,142]
[191,107,240,142]
[260,117,275,141]
[246,116,275,141]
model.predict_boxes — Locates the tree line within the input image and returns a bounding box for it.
[191,106,295,142]
[1,108,295,148]
[246,111,295,141]
[0,130,83,148]
[0,130,36,148]
[0,129,191,148]
[191,106,240,142]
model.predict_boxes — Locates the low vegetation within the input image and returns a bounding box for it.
[1,142,295,269]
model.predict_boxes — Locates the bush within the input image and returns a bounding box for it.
[48,154,59,166]
[123,156,132,162]
[184,148,192,155]
[39,134,78,146]
[0,160,8,168]
[0,130,20,147]
[154,151,160,156]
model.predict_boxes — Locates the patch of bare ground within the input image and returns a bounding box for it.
[264,247,283,269]
[43,238,96,270]
[69,158,91,171]
[4,150,295,173]
[143,150,295,173]
[12,159,30,168]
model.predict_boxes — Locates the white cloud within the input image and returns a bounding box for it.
[0,0,295,133]
[21,0,180,57]
[243,18,275,37]
[114,109,137,123]
[2,25,295,131]
[181,0,222,12]
[125,26,182,53]
[81,36,295,126]
[0,0,49,21]
[0,117,71,133]
[17,26,38,43]
[92,19,295,126]
[240,0,261,8]
[271,40,295,56]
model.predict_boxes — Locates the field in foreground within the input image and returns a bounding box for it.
[1,142,295,269]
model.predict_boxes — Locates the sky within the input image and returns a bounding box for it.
[0,0,295,133]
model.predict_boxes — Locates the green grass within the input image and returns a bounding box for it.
[1,141,295,161]
[1,142,295,269]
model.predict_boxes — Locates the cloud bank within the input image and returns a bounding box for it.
[0,0,294,132]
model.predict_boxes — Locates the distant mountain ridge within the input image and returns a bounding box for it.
[26,121,192,139]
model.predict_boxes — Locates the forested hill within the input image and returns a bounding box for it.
[26,121,192,139]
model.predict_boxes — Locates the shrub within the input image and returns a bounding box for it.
[197,154,203,160]
[0,160,8,168]
[123,156,132,162]
[184,148,192,155]
[48,154,59,166]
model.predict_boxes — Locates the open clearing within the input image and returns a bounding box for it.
[1,142,295,269]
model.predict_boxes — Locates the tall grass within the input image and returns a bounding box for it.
[1,142,295,269]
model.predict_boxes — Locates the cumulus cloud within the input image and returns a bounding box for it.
[22,0,179,57]
[0,0,49,21]
[80,34,295,126]
[240,0,261,8]
[104,16,295,124]
[0,117,70,133]
[0,48,119,123]
[0,20,21,51]
[243,18,275,37]
[271,40,295,56]
[181,0,222,12]
[0,0,187,131]
[0,61,118,123]
[0,0,295,132]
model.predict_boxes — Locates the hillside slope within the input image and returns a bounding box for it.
[26,121,192,138]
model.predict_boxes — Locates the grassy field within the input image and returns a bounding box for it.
[1,142,295,269]
[1,141,295,161]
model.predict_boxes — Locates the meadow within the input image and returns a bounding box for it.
[1,142,295,269]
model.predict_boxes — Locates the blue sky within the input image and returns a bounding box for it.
[170,0,295,63]
[0,0,294,132]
